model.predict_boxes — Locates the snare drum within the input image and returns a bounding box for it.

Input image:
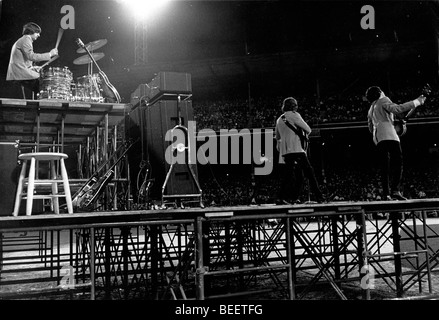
[38,66,73,101]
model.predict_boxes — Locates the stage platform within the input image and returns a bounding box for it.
[1,198,439,231]
[1,198,439,300]
[0,98,131,145]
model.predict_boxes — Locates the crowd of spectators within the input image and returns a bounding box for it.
[192,85,439,208]
[198,165,439,207]
[192,85,439,130]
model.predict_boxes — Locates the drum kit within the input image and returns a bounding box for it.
[38,39,108,103]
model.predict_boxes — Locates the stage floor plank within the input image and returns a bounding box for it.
[1,198,439,232]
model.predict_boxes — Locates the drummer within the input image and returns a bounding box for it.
[6,22,58,99]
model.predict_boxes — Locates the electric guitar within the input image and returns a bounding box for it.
[75,38,121,103]
[281,114,310,151]
[394,83,431,136]
[72,138,138,210]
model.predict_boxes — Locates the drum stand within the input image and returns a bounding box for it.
[86,50,101,102]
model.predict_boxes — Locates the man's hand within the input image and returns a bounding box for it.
[416,95,427,105]
[31,66,42,73]
[50,48,58,57]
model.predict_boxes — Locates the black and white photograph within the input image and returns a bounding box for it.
[0,0,439,312]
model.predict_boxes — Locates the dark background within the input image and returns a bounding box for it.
[1,0,439,101]
[1,0,439,205]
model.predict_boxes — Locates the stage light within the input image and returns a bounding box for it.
[118,0,171,20]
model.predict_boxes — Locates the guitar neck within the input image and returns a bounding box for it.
[404,107,417,120]
[404,95,427,121]
[77,39,121,103]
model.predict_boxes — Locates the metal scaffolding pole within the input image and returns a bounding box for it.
[134,19,148,65]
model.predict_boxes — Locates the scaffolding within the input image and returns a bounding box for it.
[1,200,439,300]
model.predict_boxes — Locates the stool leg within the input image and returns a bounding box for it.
[50,159,60,214]
[21,85,26,99]
[60,158,73,214]
[12,161,27,216]
[26,157,36,216]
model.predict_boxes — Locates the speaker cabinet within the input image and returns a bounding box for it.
[148,72,192,105]
[126,100,200,201]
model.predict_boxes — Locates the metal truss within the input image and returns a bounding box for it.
[1,202,439,300]
[134,19,148,65]
[291,214,360,300]
[359,209,437,299]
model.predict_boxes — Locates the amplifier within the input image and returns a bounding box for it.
[130,83,152,108]
[147,72,192,105]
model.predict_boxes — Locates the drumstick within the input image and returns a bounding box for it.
[55,28,64,50]
[40,55,59,68]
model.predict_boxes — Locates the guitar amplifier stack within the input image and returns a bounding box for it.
[127,72,201,206]
[130,72,192,107]
[130,83,151,108]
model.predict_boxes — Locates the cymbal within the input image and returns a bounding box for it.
[73,52,105,65]
[76,39,108,53]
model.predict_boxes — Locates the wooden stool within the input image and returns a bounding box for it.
[12,152,73,216]
[20,84,26,99]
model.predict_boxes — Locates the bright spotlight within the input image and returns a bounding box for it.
[118,0,171,20]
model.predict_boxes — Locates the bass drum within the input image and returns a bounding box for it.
[38,66,73,101]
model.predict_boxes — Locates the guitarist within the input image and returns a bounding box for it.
[275,97,325,205]
[366,86,426,201]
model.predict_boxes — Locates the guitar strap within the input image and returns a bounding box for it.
[281,114,309,149]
